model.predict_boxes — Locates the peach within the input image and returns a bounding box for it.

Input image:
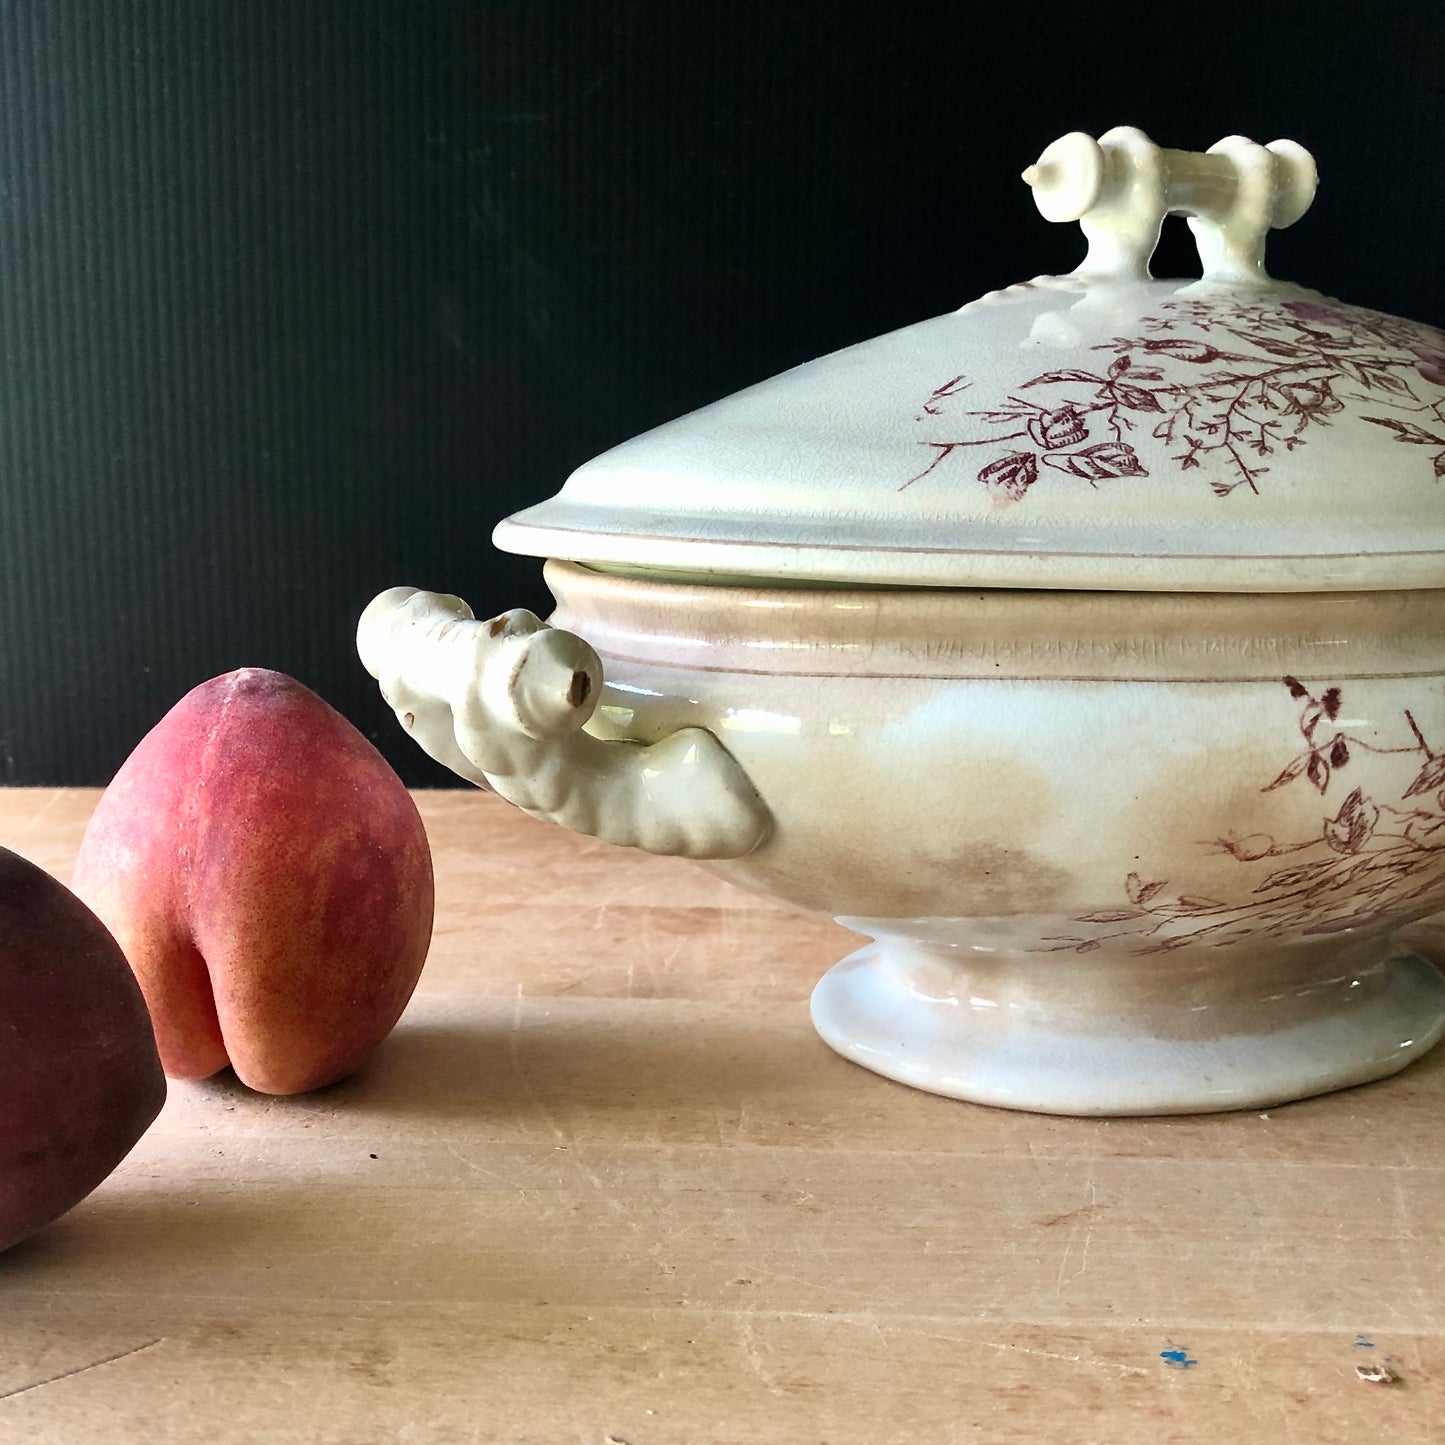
[1,847,166,1253]
[72,669,434,1095]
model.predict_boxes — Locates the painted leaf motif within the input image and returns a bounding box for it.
[1075,909,1146,924]
[1112,383,1165,413]
[926,374,971,401]
[1234,330,1305,359]
[1403,753,1445,800]
[1211,834,1278,862]
[1283,676,1310,700]
[1362,416,1445,446]
[1263,752,1309,792]
[1324,788,1380,855]
[1027,405,1089,450]
[1321,687,1342,720]
[1306,751,1331,793]
[1274,380,1343,421]
[1126,872,1167,906]
[1019,369,1102,388]
[1172,896,1229,914]
[1041,442,1146,480]
[1140,337,1222,363]
[1362,367,1413,397]
[977,451,1039,500]
[1335,357,1376,387]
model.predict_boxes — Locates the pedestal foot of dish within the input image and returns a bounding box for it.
[810,928,1445,1115]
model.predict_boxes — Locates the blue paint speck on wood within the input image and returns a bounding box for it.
[1160,1347,1198,1369]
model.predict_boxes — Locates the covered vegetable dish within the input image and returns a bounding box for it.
[360,127,1445,1115]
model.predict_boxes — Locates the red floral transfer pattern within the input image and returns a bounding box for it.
[903,297,1445,498]
[1041,678,1445,955]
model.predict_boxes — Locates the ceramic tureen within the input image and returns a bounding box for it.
[359,128,1445,1115]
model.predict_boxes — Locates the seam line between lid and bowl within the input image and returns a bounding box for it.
[575,651,1445,685]
[501,517,1445,563]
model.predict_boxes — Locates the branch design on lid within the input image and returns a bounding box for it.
[1037,678,1445,956]
[902,298,1445,499]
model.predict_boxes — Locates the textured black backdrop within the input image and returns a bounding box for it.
[2,1,1443,785]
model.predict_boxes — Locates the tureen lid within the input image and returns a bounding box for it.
[495,128,1445,592]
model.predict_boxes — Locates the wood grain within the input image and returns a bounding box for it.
[1,788,1442,1444]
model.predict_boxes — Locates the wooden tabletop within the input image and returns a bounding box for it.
[1,787,1443,1444]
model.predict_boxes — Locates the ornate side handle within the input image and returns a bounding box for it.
[357,587,771,860]
[1022,126,1317,284]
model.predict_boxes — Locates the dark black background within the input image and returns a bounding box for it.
[2,0,1442,785]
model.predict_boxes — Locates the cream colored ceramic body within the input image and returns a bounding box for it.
[360,128,1445,1115]
[362,565,1445,1114]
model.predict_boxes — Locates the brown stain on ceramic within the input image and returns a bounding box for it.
[1109,743,1289,903]
[711,740,1068,919]
[719,838,1074,921]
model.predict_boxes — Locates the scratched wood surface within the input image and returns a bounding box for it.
[1,787,1443,1444]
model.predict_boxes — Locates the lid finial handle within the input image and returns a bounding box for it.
[1022,128,1317,284]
